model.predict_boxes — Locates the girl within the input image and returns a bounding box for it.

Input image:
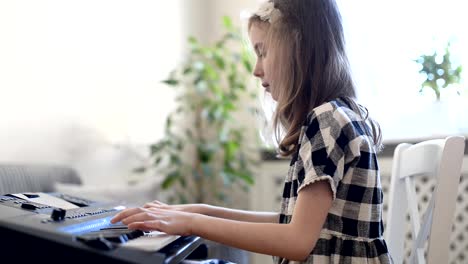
[111,0,393,263]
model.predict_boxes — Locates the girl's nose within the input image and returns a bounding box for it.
[253,61,263,78]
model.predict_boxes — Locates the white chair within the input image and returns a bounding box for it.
[385,136,465,264]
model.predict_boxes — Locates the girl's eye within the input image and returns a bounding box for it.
[258,50,266,58]
[255,50,262,58]
[254,43,266,59]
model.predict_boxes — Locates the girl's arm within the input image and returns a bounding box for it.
[113,181,333,261]
[144,201,279,223]
[201,205,280,223]
[192,181,332,261]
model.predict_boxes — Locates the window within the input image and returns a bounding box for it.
[338,0,468,141]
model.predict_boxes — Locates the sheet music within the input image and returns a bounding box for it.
[121,231,179,252]
[11,192,79,209]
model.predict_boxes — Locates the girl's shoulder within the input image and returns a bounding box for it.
[305,97,366,128]
[300,97,377,160]
[302,97,375,147]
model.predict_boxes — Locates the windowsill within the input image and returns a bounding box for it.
[260,133,468,161]
[380,133,468,157]
[261,95,468,160]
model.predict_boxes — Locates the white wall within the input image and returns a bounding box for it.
[0,1,185,185]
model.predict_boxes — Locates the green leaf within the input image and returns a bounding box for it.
[150,141,167,155]
[198,146,213,163]
[213,52,225,69]
[204,65,219,81]
[222,16,233,30]
[223,100,235,111]
[215,39,225,49]
[242,58,253,73]
[188,36,198,45]
[180,176,187,188]
[183,67,193,75]
[162,79,179,86]
[224,141,240,160]
[161,171,181,189]
[176,141,184,151]
[170,154,182,165]
[236,83,246,91]
[233,171,255,185]
[166,116,173,129]
[153,156,162,166]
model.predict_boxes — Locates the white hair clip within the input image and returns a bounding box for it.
[254,1,282,24]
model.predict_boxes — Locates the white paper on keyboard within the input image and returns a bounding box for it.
[121,231,180,252]
[11,192,79,209]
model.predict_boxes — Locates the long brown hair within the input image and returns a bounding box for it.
[249,0,382,157]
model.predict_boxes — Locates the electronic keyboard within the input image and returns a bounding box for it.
[0,192,202,264]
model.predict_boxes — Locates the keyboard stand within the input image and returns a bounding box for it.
[160,236,204,264]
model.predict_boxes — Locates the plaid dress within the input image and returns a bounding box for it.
[274,98,393,264]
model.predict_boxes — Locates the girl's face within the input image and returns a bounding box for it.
[249,23,276,100]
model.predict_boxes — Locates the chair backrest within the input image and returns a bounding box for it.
[385,136,465,264]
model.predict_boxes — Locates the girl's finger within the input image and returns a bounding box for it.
[111,207,147,224]
[128,220,163,231]
[143,203,155,208]
[121,211,159,225]
[151,200,167,205]
[143,200,167,208]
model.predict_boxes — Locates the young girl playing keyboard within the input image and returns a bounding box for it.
[112,0,393,263]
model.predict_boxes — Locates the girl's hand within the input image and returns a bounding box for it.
[110,207,197,236]
[143,200,206,215]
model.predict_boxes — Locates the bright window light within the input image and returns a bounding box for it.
[0,0,183,144]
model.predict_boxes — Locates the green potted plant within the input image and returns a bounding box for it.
[135,16,260,206]
[416,42,463,101]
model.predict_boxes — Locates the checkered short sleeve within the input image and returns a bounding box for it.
[296,102,364,199]
[276,98,392,264]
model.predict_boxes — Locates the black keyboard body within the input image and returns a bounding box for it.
[0,193,202,264]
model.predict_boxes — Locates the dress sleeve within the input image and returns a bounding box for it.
[296,106,362,199]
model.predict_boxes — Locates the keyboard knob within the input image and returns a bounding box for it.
[50,208,66,221]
